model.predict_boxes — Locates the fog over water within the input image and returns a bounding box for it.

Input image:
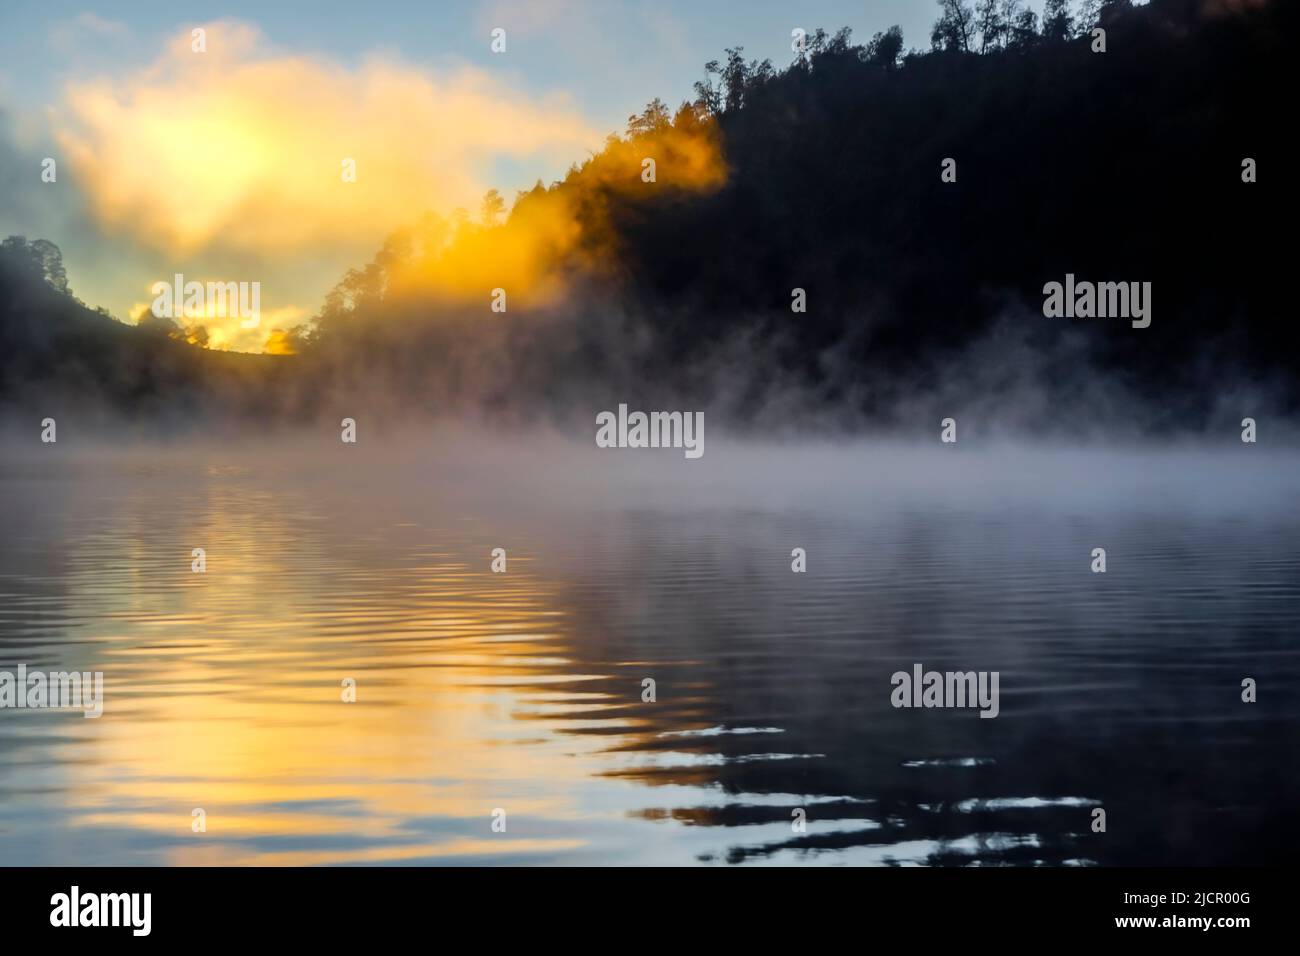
[0,0,1294,872]
[1,434,1296,865]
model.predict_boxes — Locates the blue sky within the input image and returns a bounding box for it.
[1,1,1033,142]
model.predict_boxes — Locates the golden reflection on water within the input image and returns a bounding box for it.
[13,466,666,865]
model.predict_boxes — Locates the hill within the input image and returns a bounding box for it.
[2,0,1293,437]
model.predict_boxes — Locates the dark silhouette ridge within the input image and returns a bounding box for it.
[1,0,1293,436]
[0,237,288,433]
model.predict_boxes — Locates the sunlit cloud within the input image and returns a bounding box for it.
[55,20,602,258]
[382,117,728,309]
[129,282,308,353]
[36,17,728,351]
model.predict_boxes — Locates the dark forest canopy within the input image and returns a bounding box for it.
[2,0,1294,437]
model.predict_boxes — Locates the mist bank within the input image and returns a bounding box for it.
[4,427,1298,515]
[3,246,1295,444]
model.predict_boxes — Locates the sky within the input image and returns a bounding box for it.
[0,1,1054,351]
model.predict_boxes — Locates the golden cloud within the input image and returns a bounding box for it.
[383,116,728,309]
[56,21,601,257]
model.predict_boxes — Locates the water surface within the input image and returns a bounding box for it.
[1,437,1297,865]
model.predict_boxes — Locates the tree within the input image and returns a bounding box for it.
[135,309,182,338]
[822,26,855,57]
[722,47,773,113]
[627,98,671,137]
[1000,0,1025,39]
[1006,7,1040,51]
[977,0,1007,52]
[30,240,69,294]
[480,189,505,227]
[721,49,745,113]
[694,47,773,115]
[865,26,905,69]
[0,236,71,295]
[931,0,977,53]
[807,28,829,59]
[693,60,723,114]
[1076,0,1103,33]
[1042,0,1075,42]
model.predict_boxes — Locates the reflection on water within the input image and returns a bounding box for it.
[1,438,1297,865]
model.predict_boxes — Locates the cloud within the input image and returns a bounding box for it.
[55,20,602,258]
[50,13,130,55]
[374,112,727,310]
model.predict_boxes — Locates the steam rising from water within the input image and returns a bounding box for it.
[2,435,1296,865]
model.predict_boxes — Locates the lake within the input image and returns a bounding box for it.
[1,434,1296,865]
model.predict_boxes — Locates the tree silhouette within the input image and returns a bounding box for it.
[931,0,978,53]
[1042,0,1075,42]
[627,97,671,136]
[976,0,1008,53]
[865,26,905,69]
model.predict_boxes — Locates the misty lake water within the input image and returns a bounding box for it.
[1,436,1297,865]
